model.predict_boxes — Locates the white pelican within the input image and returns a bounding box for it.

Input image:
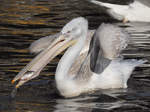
[89,0,150,22]
[12,17,147,98]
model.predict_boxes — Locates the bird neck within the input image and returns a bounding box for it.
[55,31,87,82]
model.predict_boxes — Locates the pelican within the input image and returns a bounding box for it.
[12,17,147,98]
[89,0,150,22]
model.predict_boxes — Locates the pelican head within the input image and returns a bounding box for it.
[12,17,88,88]
[62,17,88,36]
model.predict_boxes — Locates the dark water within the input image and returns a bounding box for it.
[0,0,150,112]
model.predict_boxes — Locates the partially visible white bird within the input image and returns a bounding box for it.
[89,0,150,22]
[12,17,147,98]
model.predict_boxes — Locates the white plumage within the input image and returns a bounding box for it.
[90,0,150,22]
[12,17,147,98]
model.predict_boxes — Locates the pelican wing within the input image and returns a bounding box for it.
[69,51,92,82]
[88,23,129,75]
[68,30,95,82]
[97,23,129,59]
[90,23,129,74]
[89,31,111,74]
[70,24,129,81]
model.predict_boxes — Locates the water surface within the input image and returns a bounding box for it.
[0,0,150,112]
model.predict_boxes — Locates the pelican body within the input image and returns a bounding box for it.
[90,0,150,22]
[12,17,146,98]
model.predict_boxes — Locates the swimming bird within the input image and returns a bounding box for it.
[12,17,146,98]
[89,0,150,22]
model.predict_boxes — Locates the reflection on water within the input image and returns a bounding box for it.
[0,0,150,112]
